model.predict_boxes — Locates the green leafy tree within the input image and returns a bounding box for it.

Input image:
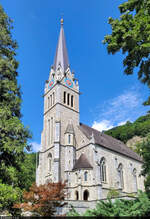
[0,182,22,216]
[0,4,31,187]
[107,188,120,199]
[18,153,36,191]
[136,135,150,197]
[0,4,32,215]
[105,113,150,143]
[103,0,150,105]
[67,191,150,217]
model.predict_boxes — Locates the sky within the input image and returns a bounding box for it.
[1,0,150,152]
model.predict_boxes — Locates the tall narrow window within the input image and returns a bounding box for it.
[118,163,124,189]
[50,95,52,107]
[64,91,66,104]
[71,95,74,107]
[75,191,79,200]
[67,93,70,105]
[51,117,53,144]
[75,173,78,183]
[48,153,52,172]
[48,119,50,146]
[48,97,50,108]
[100,157,106,182]
[133,168,137,192]
[68,134,71,144]
[53,92,55,105]
[84,171,88,181]
[83,190,89,201]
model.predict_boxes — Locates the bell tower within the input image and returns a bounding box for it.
[36,19,80,185]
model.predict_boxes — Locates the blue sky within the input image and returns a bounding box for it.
[1,0,150,152]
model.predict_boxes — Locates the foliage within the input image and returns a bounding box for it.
[136,135,150,197]
[105,113,150,143]
[103,0,150,105]
[18,153,36,191]
[67,206,80,216]
[0,183,22,216]
[0,4,31,187]
[14,182,67,216]
[107,188,120,199]
[67,191,150,217]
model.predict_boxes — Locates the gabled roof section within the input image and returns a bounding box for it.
[79,123,143,162]
[53,19,69,73]
[72,153,93,171]
[65,123,75,134]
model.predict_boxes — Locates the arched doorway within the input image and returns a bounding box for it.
[75,191,79,200]
[83,190,89,201]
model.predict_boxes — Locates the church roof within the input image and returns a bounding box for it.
[72,153,93,171]
[53,19,69,73]
[65,123,75,134]
[79,123,143,162]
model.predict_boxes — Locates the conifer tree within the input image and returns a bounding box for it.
[0,4,31,187]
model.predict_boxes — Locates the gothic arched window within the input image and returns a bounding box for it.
[64,91,66,104]
[50,117,53,144]
[83,190,89,201]
[84,171,88,181]
[118,163,124,189]
[133,168,137,192]
[48,96,50,108]
[68,134,71,144]
[100,157,106,182]
[48,119,50,146]
[48,153,52,172]
[53,92,55,105]
[75,173,78,183]
[71,95,74,107]
[75,190,79,200]
[50,95,52,106]
[67,93,70,105]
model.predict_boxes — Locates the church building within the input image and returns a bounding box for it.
[36,19,144,202]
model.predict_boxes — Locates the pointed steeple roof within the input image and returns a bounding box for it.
[72,153,93,171]
[65,123,75,134]
[53,19,69,73]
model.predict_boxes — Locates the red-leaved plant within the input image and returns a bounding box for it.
[14,181,66,216]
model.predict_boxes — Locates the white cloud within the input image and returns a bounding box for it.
[117,120,129,126]
[102,89,142,122]
[31,142,41,152]
[91,85,148,131]
[92,120,114,132]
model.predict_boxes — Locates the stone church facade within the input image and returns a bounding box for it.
[36,19,144,202]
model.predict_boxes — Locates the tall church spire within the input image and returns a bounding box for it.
[53,19,69,73]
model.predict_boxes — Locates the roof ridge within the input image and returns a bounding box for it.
[79,123,142,162]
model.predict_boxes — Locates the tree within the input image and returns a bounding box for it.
[136,135,150,198]
[0,4,31,187]
[67,191,150,217]
[18,153,36,191]
[105,113,150,143]
[103,0,150,105]
[0,182,22,216]
[14,182,67,216]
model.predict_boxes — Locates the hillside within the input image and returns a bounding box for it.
[104,113,150,144]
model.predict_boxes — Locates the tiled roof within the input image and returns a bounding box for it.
[72,153,93,170]
[79,123,142,162]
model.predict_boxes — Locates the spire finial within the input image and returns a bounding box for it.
[60,18,64,26]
